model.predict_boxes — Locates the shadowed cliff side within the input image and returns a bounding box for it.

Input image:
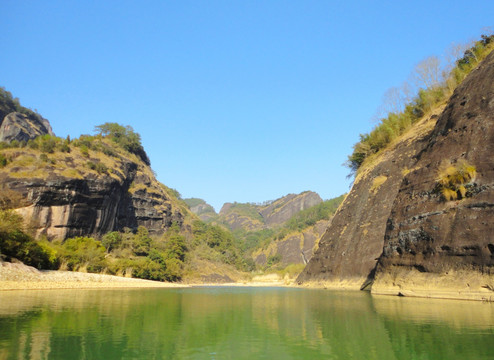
[298,49,494,300]
[296,108,441,289]
[372,50,494,300]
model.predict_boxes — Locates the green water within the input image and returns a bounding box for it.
[0,287,493,359]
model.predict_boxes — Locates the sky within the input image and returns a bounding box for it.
[1,1,493,211]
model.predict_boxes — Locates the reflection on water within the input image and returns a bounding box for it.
[0,287,493,359]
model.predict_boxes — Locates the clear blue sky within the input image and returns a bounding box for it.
[2,1,493,211]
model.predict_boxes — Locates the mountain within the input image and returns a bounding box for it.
[183,198,217,222]
[0,109,254,282]
[217,191,323,231]
[298,39,494,300]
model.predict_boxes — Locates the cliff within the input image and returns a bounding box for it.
[372,49,494,300]
[0,124,191,240]
[253,219,329,266]
[183,198,217,222]
[217,191,323,231]
[298,50,494,299]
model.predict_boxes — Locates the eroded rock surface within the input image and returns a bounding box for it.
[378,50,494,275]
[298,51,494,293]
[0,112,53,142]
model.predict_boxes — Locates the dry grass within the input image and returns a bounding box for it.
[356,106,445,182]
[436,159,476,201]
[370,175,388,194]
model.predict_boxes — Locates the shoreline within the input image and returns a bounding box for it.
[3,261,494,302]
[0,261,187,291]
[0,261,294,291]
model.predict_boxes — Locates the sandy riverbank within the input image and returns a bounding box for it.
[0,261,187,290]
[0,261,296,291]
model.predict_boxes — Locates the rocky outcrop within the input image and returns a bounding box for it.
[298,50,494,298]
[218,191,323,231]
[0,139,189,240]
[184,199,217,222]
[297,109,440,287]
[372,50,494,297]
[259,191,322,226]
[254,220,329,266]
[0,112,53,143]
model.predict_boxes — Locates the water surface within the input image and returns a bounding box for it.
[0,287,493,359]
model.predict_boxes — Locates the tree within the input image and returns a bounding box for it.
[411,56,442,90]
[94,122,150,165]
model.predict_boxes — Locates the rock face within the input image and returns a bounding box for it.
[378,50,494,276]
[190,203,216,222]
[218,191,323,231]
[4,164,186,240]
[259,191,322,226]
[183,198,217,222]
[297,109,440,286]
[0,138,188,240]
[0,112,53,143]
[254,220,329,266]
[298,50,494,295]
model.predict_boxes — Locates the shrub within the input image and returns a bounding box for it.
[94,123,150,165]
[436,160,476,201]
[80,145,89,158]
[132,257,167,281]
[86,161,108,174]
[39,135,57,153]
[0,153,7,167]
[101,231,122,252]
[267,254,282,267]
[347,34,494,175]
[131,226,152,256]
[0,210,59,269]
[60,237,106,272]
[284,195,345,232]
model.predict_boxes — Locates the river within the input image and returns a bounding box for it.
[0,287,493,359]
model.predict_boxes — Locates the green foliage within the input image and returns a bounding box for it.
[72,135,95,149]
[0,210,59,269]
[86,161,108,174]
[26,134,68,154]
[232,228,275,253]
[94,122,150,165]
[284,195,345,232]
[223,202,264,223]
[80,145,89,157]
[131,226,152,256]
[60,237,106,272]
[0,153,7,167]
[101,231,122,252]
[0,86,41,120]
[183,198,206,208]
[266,254,282,267]
[192,220,247,270]
[167,188,182,200]
[164,233,187,262]
[347,34,494,175]
[131,257,168,281]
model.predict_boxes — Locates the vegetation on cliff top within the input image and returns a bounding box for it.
[347,34,494,175]
[0,87,42,121]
